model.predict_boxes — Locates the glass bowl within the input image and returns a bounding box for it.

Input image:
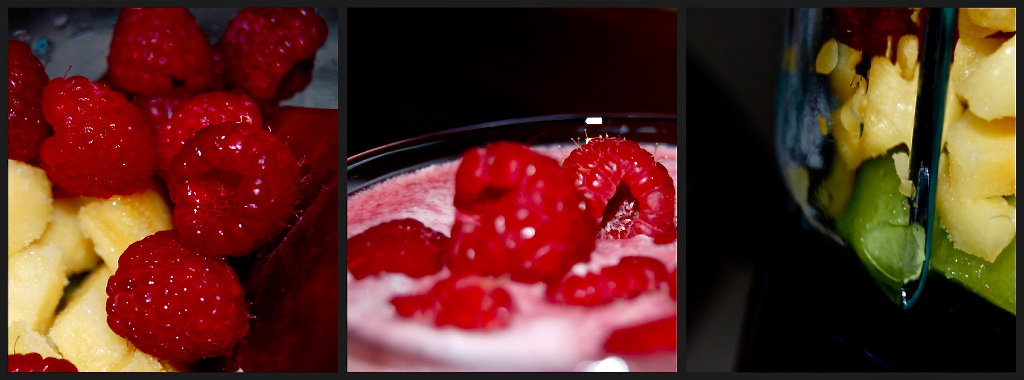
[7,8,339,109]
[347,114,678,372]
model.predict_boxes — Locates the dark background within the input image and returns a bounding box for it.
[685,8,786,371]
[347,8,676,156]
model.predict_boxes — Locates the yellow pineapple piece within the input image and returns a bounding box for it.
[816,38,839,75]
[946,111,1016,199]
[8,243,67,331]
[958,8,1000,39]
[936,154,1016,262]
[958,35,1016,121]
[966,8,1016,33]
[120,350,176,372]
[35,197,99,275]
[77,189,172,271]
[951,36,1005,98]
[8,319,61,359]
[896,35,919,81]
[8,159,53,257]
[862,55,919,160]
[827,40,865,104]
[48,265,170,372]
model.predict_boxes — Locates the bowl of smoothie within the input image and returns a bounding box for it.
[347,114,679,372]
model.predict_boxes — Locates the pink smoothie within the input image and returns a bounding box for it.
[347,143,678,371]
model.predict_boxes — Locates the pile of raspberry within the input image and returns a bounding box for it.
[348,137,679,354]
[7,8,331,369]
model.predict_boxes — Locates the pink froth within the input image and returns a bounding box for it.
[347,143,678,371]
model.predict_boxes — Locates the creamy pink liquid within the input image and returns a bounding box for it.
[347,144,678,371]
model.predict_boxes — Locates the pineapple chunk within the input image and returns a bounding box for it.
[48,265,169,372]
[8,243,67,331]
[958,8,1000,39]
[77,189,172,271]
[8,319,61,359]
[120,350,176,372]
[951,36,1005,98]
[937,154,1016,262]
[946,111,1016,199]
[896,35,919,81]
[815,38,839,74]
[8,159,53,257]
[966,8,1016,32]
[958,36,1016,121]
[36,197,99,275]
[827,40,865,104]
[862,56,919,160]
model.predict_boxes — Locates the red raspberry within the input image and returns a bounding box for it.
[106,230,250,363]
[347,218,448,279]
[546,256,669,306]
[154,90,262,173]
[7,353,78,372]
[39,76,156,198]
[831,8,921,72]
[216,8,328,105]
[603,315,677,354]
[8,40,52,163]
[264,106,339,214]
[168,123,300,257]
[107,8,215,95]
[562,137,676,242]
[133,85,193,133]
[446,141,598,284]
[391,275,514,330]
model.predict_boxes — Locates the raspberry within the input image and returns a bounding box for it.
[167,123,300,257]
[8,40,52,163]
[831,8,922,74]
[391,275,514,330]
[39,76,156,198]
[216,8,328,105]
[154,90,262,173]
[546,256,669,306]
[106,230,249,363]
[347,218,448,279]
[446,141,598,284]
[107,8,215,95]
[133,85,193,133]
[562,137,676,242]
[603,315,677,354]
[7,353,78,372]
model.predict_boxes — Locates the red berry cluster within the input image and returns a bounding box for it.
[347,138,678,331]
[7,353,79,372]
[7,8,333,367]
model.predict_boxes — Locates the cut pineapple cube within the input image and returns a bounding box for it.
[862,55,919,160]
[937,154,1016,262]
[48,265,170,372]
[8,319,61,359]
[951,36,1005,99]
[966,8,1016,33]
[827,40,865,104]
[958,8,1000,39]
[8,243,67,331]
[8,159,53,257]
[958,35,1016,121]
[896,35,919,81]
[35,197,99,275]
[77,188,172,271]
[946,111,1016,199]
